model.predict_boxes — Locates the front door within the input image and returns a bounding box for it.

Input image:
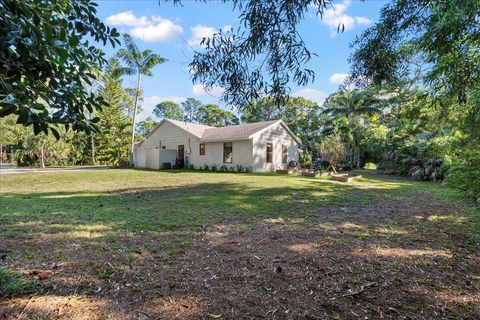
[177,145,185,168]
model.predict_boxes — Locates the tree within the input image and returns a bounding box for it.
[117,34,167,163]
[137,117,157,137]
[0,0,120,134]
[0,116,18,164]
[322,86,383,167]
[153,101,184,120]
[185,0,336,108]
[196,104,239,127]
[95,58,131,166]
[318,134,347,173]
[350,0,480,104]
[181,98,202,123]
[242,96,321,143]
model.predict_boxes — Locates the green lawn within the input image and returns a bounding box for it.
[0,169,479,319]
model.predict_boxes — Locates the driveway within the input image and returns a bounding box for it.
[0,165,110,175]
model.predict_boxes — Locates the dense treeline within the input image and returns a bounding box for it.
[1,79,478,201]
[1,0,478,202]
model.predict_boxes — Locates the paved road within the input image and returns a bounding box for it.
[0,165,110,175]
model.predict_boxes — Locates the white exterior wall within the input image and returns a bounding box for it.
[251,122,299,172]
[192,140,253,170]
[134,121,198,169]
[135,120,299,172]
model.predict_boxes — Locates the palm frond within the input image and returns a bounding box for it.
[142,54,167,72]
[122,34,140,57]
[116,49,138,69]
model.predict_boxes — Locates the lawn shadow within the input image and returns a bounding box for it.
[0,172,479,319]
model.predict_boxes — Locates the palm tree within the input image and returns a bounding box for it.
[117,34,167,164]
[322,86,383,168]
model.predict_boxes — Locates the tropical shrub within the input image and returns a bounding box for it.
[444,152,480,202]
[364,162,377,169]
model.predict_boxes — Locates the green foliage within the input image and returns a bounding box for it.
[181,98,202,123]
[364,162,377,170]
[196,104,239,127]
[350,0,480,104]
[136,117,157,138]
[242,96,321,143]
[153,101,184,120]
[187,0,334,108]
[0,0,119,133]
[299,149,312,169]
[0,268,37,298]
[444,151,480,202]
[95,58,131,166]
[318,134,347,172]
[116,34,167,160]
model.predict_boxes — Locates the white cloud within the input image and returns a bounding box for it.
[106,11,149,27]
[329,72,349,84]
[130,19,183,42]
[106,11,183,42]
[355,16,372,25]
[192,84,225,97]
[144,96,186,107]
[188,25,217,47]
[292,88,327,104]
[321,0,372,36]
[187,24,232,48]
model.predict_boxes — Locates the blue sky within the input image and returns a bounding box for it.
[95,0,388,121]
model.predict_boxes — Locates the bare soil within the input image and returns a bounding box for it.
[0,173,479,319]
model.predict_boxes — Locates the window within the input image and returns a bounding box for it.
[266,143,273,163]
[223,142,232,163]
[199,143,205,155]
[161,146,166,149]
[282,145,288,163]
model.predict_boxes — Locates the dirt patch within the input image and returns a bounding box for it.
[1,191,479,319]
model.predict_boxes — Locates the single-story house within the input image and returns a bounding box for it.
[133,118,302,172]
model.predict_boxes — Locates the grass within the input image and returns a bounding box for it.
[0,268,37,299]
[0,169,479,319]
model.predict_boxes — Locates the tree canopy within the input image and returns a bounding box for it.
[196,104,239,127]
[0,0,120,135]
[183,0,333,107]
[349,0,480,104]
[153,101,184,121]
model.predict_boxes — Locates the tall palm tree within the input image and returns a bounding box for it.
[117,34,167,164]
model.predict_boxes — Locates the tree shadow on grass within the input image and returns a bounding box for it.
[0,176,479,319]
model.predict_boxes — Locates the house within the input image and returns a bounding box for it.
[133,118,302,172]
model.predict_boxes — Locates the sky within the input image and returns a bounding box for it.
[95,0,389,121]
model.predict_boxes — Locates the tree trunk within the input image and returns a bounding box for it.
[117,144,122,166]
[39,140,46,169]
[90,135,96,165]
[0,143,3,166]
[130,72,142,167]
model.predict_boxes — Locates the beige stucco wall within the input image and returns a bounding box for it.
[134,121,198,169]
[190,140,253,170]
[251,122,299,172]
[135,120,299,172]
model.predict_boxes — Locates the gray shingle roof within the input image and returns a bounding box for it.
[166,119,214,138]
[200,120,279,142]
